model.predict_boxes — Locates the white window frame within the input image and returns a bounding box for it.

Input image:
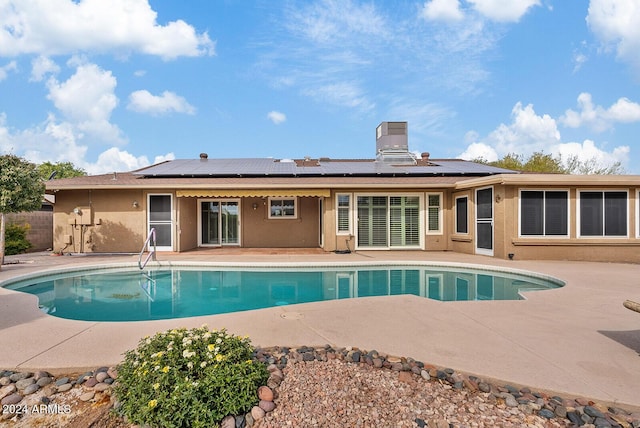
[426,192,443,235]
[518,189,570,238]
[268,197,297,219]
[637,190,640,238]
[454,195,469,235]
[577,189,629,238]
[147,193,174,252]
[336,193,352,235]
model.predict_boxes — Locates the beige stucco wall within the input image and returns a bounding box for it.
[49,182,640,262]
[177,196,198,252]
[498,185,640,263]
[241,197,320,248]
[52,189,146,253]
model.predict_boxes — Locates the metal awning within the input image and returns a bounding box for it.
[176,189,331,198]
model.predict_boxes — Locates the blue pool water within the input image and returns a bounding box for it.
[6,265,562,322]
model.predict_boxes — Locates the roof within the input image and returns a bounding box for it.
[45,172,470,191]
[45,156,519,193]
[131,157,516,177]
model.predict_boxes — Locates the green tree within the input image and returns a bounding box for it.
[475,151,623,174]
[0,155,45,269]
[37,161,86,180]
[522,152,565,173]
[564,155,625,175]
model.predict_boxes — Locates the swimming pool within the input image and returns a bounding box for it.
[4,263,563,322]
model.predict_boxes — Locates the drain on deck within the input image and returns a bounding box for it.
[280,312,304,320]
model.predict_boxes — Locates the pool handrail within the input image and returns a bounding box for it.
[138,228,157,270]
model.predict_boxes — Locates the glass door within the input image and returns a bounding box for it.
[200,200,240,246]
[148,194,173,251]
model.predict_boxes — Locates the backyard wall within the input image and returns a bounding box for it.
[6,210,53,252]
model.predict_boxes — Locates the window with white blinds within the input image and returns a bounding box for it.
[426,193,442,234]
[357,195,420,248]
[336,194,351,234]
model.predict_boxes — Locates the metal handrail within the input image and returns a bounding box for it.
[138,228,157,270]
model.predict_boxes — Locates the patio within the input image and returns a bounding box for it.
[0,250,639,411]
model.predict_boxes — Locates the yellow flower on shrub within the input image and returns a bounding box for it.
[148,399,158,409]
[162,366,170,373]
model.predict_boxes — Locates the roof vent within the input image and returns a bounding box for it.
[199,153,208,159]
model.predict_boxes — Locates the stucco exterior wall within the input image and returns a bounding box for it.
[52,189,146,253]
[498,185,640,263]
[177,196,198,252]
[241,197,320,247]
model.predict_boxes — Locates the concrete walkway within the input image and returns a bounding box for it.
[1,250,639,410]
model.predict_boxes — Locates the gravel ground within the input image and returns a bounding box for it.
[257,359,571,428]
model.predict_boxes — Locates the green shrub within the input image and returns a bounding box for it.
[114,326,269,428]
[5,223,32,255]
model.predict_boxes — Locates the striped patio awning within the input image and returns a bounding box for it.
[176,189,330,198]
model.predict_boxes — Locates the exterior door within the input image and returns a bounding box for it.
[200,200,240,246]
[475,187,493,256]
[148,194,173,251]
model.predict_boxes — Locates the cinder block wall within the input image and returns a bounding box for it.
[6,211,53,252]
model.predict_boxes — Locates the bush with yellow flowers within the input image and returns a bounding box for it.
[113,326,269,427]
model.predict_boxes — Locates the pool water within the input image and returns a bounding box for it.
[7,266,562,322]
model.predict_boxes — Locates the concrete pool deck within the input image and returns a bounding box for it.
[1,250,639,411]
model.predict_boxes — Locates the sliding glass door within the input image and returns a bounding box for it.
[200,200,240,246]
[356,195,421,249]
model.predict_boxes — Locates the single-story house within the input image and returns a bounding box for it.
[45,122,640,263]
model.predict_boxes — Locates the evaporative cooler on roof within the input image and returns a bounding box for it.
[375,121,415,165]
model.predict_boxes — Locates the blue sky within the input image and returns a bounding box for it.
[1,0,639,174]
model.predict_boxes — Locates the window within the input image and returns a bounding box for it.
[579,191,627,237]
[520,190,568,236]
[269,198,296,219]
[426,193,442,234]
[455,196,468,234]
[336,194,351,234]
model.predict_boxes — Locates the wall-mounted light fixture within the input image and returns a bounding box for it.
[132,201,139,208]
[252,202,258,210]
[73,207,82,215]
[495,194,502,203]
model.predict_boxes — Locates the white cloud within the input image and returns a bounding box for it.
[46,61,126,145]
[0,113,174,175]
[560,92,640,132]
[30,56,60,82]
[467,0,540,22]
[127,90,196,116]
[458,141,498,161]
[459,101,630,170]
[0,0,215,60]
[551,139,629,172]
[302,81,375,112]
[267,111,287,125]
[587,0,640,71]
[285,0,388,45]
[0,61,17,81]
[87,147,175,174]
[421,0,464,22]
